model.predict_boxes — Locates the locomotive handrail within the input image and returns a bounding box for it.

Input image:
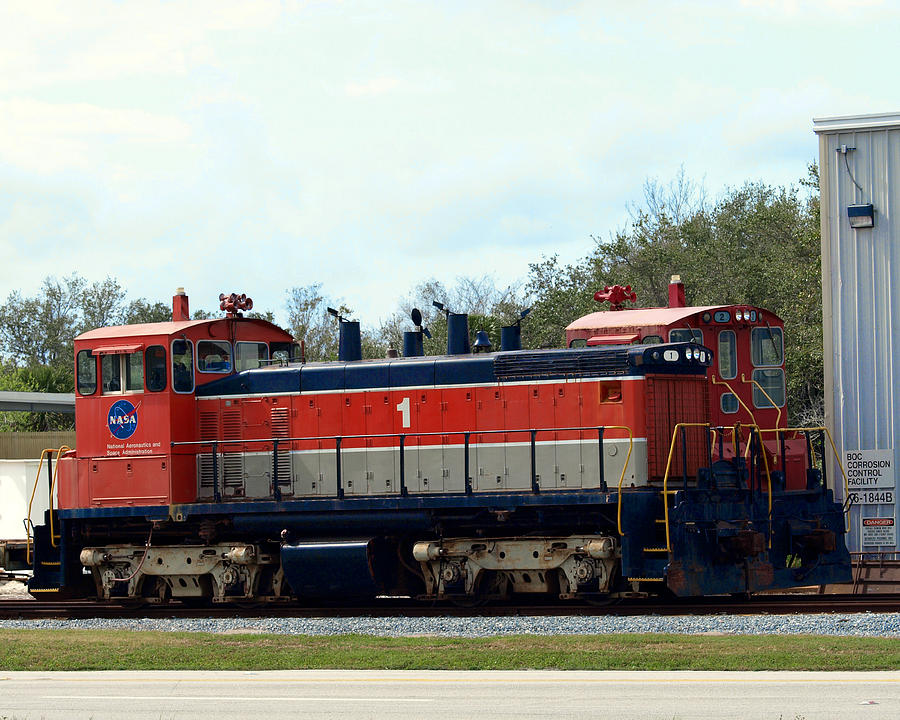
[661,424,773,553]
[24,446,71,564]
[710,374,758,428]
[741,373,782,429]
[758,425,851,532]
[172,424,634,502]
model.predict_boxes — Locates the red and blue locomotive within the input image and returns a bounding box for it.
[27,283,850,603]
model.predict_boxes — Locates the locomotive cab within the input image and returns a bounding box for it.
[58,291,296,509]
[565,276,809,488]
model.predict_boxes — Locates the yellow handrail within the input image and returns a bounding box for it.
[758,426,850,532]
[741,373,782,429]
[661,423,773,552]
[600,426,633,537]
[48,446,72,548]
[711,375,758,427]
[24,446,71,564]
[661,423,710,552]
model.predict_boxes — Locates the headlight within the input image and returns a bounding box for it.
[685,348,694,360]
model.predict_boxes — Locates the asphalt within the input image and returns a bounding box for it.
[1,669,899,719]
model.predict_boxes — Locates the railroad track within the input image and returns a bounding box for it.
[1,594,898,620]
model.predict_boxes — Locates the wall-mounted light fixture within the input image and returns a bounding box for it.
[848,203,875,229]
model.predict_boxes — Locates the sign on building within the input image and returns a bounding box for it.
[844,450,894,500]
[861,516,896,547]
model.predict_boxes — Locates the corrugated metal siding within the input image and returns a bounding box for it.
[815,113,900,554]
[0,432,76,460]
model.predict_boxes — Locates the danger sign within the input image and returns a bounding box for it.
[844,449,895,490]
[862,516,896,547]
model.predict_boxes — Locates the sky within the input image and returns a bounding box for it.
[1,0,898,332]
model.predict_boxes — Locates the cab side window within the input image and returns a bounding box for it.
[751,327,783,366]
[669,329,703,344]
[236,342,268,371]
[271,342,303,364]
[751,327,785,408]
[197,340,232,373]
[718,330,737,379]
[101,351,143,394]
[146,346,167,392]
[76,350,97,396]
[172,339,194,393]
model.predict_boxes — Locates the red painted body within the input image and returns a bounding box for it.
[59,315,294,509]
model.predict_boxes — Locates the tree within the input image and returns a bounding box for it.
[376,275,527,355]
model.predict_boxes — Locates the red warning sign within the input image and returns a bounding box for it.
[862,516,896,546]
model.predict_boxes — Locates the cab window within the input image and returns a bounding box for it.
[197,340,232,373]
[145,346,167,392]
[172,339,194,393]
[718,330,737,379]
[271,342,303,364]
[669,328,703,344]
[751,327,783,366]
[721,392,739,414]
[569,338,587,348]
[236,342,269,371]
[76,350,97,396]
[752,368,786,408]
[101,351,143,394]
[641,335,663,344]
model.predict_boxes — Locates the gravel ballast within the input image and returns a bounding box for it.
[3,580,899,637]
[1,613,899,638]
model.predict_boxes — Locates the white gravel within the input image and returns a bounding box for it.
[3,579,899,637]
[1,612,899,637]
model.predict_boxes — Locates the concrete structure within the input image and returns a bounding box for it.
[0,459,50,541]
[815,112,900,555]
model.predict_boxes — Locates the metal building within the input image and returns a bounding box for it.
[814,112,900,555]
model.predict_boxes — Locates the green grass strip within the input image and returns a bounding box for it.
[0,630,898,671]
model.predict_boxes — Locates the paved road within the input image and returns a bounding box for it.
[1,669,898,719]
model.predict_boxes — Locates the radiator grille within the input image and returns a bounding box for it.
[198,410,220,492]
[645,375,709,482]
[271,406,292,493]
[221,409,243,493]
[495,347,629,381]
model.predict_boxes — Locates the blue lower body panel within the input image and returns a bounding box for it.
[281,539,380,599]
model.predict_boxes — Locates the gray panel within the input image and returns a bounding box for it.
[367,446,400,495]
[474,444,506,490]
[242,453,271,498]
[556,442,582,489]
[442,442,467,493]
[341,448,367,495]
[293,450,319,496]
[417,446,444,492]
[815,115,900,554]
[506,442,532,490]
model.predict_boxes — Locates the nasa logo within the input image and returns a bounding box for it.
[108,399,139,440]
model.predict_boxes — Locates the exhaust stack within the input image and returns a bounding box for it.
[173,288,190,321]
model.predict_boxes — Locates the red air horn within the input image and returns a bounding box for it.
[219,292,254,317]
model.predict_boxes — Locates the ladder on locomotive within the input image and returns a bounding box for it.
[24,446,70,594]
[619,424,772,586]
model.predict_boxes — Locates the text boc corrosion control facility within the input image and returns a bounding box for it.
[815,112,900,555]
